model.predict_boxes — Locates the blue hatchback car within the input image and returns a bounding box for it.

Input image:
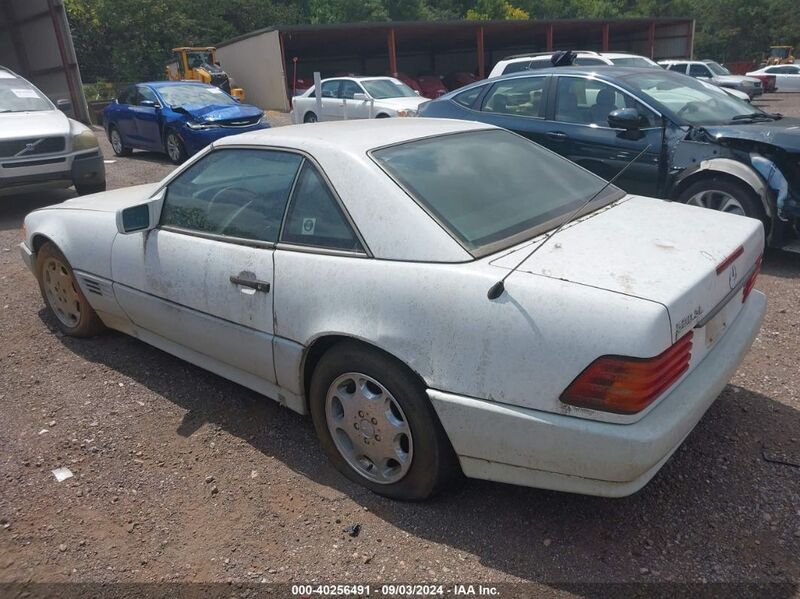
[102,81,269,164]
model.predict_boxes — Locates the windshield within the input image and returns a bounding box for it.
[372,130,622,253]
[187,51,214,69]
[0,75,53,112]
[157,85,236,107]
[620,71,762,125]
[705,61,730,75]
[362,79,417,99]
[610,57,659,68]
[770,47,790,59]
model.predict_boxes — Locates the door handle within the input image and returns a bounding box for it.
[546,131,568,140]
[230,275,270,293]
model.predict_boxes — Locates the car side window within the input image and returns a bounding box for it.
[161,149,303,243]
[321,80,340,99]
[281,162,363,252]
[689,64,711,77]
[554,78,628,125]
[340,80,363,99]
[453,86,483,108]
[481,77,546,118]
[667,63,687,73]
[137,86,158,106]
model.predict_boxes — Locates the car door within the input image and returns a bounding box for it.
[112,86,138,144]
[132,85,162,151]
[320,80,344,121]
[471,75,551,146]
[111,147,304,384]
[545,75,662,196]
[340,80,371,119]
[768,66,800,91]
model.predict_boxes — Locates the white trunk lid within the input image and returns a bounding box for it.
[491,196,764,342]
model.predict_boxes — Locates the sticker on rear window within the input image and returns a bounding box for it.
[11,88,38,98]
[301,218,316,235]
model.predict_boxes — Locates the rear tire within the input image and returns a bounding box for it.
[108,126,131,157]
[375,113,390,119]
[309,341,458,501]
[74,181,106,196]
[304,112,318,123]
[36,242,105,337]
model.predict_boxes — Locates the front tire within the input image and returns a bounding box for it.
[165,131,186,164]
[677,177,764,222]
[36,242,105,337]
[309,341,458,501]
[304,111,318,123]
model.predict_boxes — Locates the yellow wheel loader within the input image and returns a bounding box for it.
[165,47,245,101]
[765,46,796,66]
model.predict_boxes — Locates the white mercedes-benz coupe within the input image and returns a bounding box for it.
[20,119,766,500]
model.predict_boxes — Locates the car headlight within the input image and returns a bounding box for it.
[396,109,418,118]
[72,129,99,151]
[186,120,218,130]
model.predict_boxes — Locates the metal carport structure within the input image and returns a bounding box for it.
[0,0,89,122]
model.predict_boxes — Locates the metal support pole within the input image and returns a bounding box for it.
[387,28,398,76]
[477,26,485,79]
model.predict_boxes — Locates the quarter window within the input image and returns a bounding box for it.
[667,63,687,73]
[481,77,546,118]
[281,163,363,252]
[502,61,532,75]
[161,149,303,243]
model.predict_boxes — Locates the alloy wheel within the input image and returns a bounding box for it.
[42,257,81,328]
[325,372,413,484]
[686,189,746,216]
[166,134,181,162]
[110,129,123,154]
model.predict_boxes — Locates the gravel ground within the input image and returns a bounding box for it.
[0,100,799,595]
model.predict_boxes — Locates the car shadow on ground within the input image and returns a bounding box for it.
[763,249,800,280]
[121,150,173,166]
[47,313,800,590]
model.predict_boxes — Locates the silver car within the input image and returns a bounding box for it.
[659,60,763,98]
[0,66,105,197]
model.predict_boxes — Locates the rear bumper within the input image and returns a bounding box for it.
[430,290,766,497]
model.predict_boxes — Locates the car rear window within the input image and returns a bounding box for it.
[372,130,622,254]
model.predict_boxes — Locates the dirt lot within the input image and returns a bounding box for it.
[1,100,799,596]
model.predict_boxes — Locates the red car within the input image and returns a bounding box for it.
[748,74,777,93]
[392,72,423,95]
[443,72,478,91]
[417,75,448,99]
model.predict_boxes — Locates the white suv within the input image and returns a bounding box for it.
[0,67,105,197]
[488,51,659,78]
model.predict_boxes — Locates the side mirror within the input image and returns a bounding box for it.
[116,192,164,234]
[139,100,160,109]
[608,108,643,130]
[56,99,72,113]
[352,93,368,101]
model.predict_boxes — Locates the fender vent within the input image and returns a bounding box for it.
[81,277,103,297]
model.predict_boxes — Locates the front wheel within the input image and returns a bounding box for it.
[309,341,458,501]
[677,177,764,221]
[165,131,186,164]
[303,111,318,123]
[36,242,105,337]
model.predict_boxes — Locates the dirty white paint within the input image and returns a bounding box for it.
[20,119,767,495]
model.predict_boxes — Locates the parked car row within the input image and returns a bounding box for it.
[292,71,478,100]
[419,65,800,252]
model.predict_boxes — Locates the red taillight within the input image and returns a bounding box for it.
[560,332,694,415]
[742,255,763,302]
[716,245,744,275]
